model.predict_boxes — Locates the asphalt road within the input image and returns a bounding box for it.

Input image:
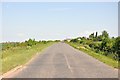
[4,42,118,78]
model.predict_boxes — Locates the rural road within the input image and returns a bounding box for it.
[4,42,118,78]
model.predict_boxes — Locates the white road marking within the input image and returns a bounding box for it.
[64,54,73,73]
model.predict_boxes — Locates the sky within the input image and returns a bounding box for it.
[1,2,118,42]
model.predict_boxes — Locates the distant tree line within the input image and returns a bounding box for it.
[67,30,120,61]
[1,39,56,50]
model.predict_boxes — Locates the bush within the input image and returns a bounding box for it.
[70,39,79,43]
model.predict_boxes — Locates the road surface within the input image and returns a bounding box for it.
[4,43,118,78]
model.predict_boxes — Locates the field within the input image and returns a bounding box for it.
[1,40,55,74]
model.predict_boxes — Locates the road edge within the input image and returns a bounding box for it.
[1,43,56,78]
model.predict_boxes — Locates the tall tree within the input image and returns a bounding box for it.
[95,32,98,38]
[89,33,94,40]
[102,30,109,39]
[94,32,98,41]
[113,37,120,60]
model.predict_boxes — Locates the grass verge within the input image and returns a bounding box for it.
[67,42,119,68]
[1,42,55,74]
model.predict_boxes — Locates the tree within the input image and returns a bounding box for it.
[113,37,120,60]
[97,35,102,41]
[89,33,94,40]
[26,38,37,46]
[102,30,109,39]
[42,40,47,44]
[97,30,109,41]
[27,39,33,46]
[100,37,114,56]
[94,32,98,41]
[70,38,78,43]
[80,37,87,40]
[100,38,107,51]
[95,32,98,38]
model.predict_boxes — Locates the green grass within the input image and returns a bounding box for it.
[1,42,55,74]
[0,48,1,75]
[67,42,119,68]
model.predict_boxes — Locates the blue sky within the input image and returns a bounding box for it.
[1,2,118,42]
